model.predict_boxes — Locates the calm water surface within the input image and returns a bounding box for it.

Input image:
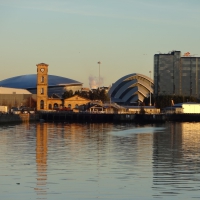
[0,122,200,200]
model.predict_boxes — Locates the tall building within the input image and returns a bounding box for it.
[154,51,200,98]
[36,63,49,110]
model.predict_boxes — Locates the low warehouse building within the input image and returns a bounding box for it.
[0,87,36,109]
[124,106,160,114]
[164,102,200,114]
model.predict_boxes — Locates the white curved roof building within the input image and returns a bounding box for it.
[0,87,31,94]
[108,73,154,105]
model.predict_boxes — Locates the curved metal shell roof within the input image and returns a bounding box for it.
[0,74,82,89]
[108,73,154,104]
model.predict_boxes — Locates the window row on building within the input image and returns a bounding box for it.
[154,51,200,98]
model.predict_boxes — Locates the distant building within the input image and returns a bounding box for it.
[36,63,90,111]
[154,51,200,97]
[81,88,90,93]
[0,63,90,111]
[0,87,31,95]
[89,102,126,114]
[0,87,36,109]
[124,106,160,114]
[108,73,153,105]
[164,102,200,114]
[0,74,82,97]
[99,86,109,92]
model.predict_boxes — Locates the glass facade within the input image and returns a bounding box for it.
[181,57,200,97]
[154,51,200,98]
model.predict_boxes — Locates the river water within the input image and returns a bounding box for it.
[0,122,200,200]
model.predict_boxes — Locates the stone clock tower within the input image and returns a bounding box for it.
[36,63,48,111]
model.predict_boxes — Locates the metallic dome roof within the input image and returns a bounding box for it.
[108,73,154,104]
[0,74,82,89]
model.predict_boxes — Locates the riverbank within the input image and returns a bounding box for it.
[38,112,165,123]
[39,112,200,123]
[1,112,200,124]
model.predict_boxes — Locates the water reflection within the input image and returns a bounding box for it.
[152,122,200,198]
[1,122,200,199]
[35,123,48,197]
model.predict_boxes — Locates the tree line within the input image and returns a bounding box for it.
[62,89,110,103]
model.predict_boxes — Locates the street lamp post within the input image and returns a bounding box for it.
[97,61,101,89]
[149,71,151,106]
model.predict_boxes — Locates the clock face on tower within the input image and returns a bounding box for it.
[40,68,45,73]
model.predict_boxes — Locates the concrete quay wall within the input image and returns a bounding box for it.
[165,113,200,122]
[39,112,135,122]
[1,112,199,124]
[39,112,165,123]
[135,113,166,123]
[0,114,39,124]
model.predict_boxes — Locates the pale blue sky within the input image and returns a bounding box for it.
[1,0,200,88]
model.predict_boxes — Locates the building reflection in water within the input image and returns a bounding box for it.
[152,122,200,197]
[33,122,114,198]
[35,123,48,197]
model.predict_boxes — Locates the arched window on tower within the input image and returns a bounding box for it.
[40,100,44,109]
[41,88,44,94]
[41,76,44,83]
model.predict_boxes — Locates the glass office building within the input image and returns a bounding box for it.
[154,51,200,98]
[181,57,200,97]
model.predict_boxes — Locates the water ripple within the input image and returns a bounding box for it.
[0,122,200,199]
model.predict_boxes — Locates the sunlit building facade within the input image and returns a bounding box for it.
[154,51,200,97]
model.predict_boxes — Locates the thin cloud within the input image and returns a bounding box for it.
[0,0,199,26]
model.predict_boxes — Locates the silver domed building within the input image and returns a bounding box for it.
[108,73,153,105]
[0,74,82,97]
